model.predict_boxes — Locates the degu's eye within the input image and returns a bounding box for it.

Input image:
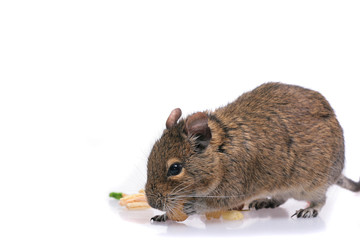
[167,163,183,176]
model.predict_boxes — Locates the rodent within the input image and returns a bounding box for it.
[145,82,360,222]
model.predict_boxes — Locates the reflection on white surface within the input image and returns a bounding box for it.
[158,210,325,238]
[109,197,326,238]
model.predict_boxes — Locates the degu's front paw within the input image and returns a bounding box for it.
[150,213,168,222]
[249,198,284,210]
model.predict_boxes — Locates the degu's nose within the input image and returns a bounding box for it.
[149,196,165,211]
[145,186,165,211]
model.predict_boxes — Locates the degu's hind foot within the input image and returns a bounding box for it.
[249,197,286,210]
[291,207,318,218]
[291,198,325,219]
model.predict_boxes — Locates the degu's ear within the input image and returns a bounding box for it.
[166,108,182,129]
[185,112,212,151]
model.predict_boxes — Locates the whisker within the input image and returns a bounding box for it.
[172,182,194,195]
[174,194,246,198]
[166,201,179,217]
[169,182,189,195]
[167,190,195,201]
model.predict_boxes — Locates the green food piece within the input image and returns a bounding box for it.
[109,192,123,200]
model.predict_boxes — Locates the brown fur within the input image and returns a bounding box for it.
[145,82,359,221]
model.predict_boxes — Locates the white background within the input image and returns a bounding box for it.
[1,1,360,239]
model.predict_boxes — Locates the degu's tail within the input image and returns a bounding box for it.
[336,174,360,192]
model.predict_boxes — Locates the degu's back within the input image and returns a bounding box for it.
[210,83,345,204]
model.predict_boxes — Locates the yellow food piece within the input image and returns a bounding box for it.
[205,211,222,220]
[166,201,188,222]
[125,202,151,210]
[221,210,244,221]
[119,193,145,206]
[167,208,188,222]
[118,191,150,210]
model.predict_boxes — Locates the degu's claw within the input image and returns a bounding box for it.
[150,214,167,222]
